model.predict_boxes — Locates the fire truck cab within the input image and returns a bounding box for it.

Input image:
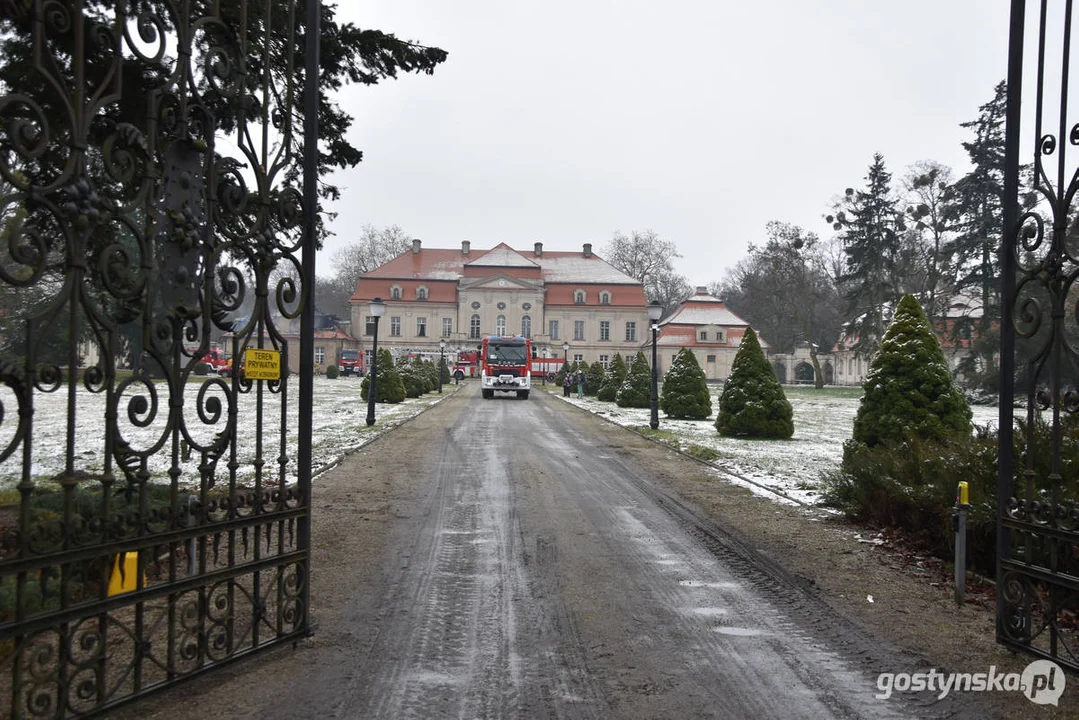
[480,336,531,399]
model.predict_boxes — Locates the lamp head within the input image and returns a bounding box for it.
[439,339,446,350]
[562,342,569,352]
[369,297,387,317]
[647,300,663,322]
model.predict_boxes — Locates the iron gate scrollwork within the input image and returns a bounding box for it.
[999,0,1079,672]
[0,1,319,716]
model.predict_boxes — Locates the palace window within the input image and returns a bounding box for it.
[599,321,610,341]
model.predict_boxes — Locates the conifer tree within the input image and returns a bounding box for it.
[661,348,712,419]
[616,352,652,408]
[585,361,606,396]
[716,328,793,438]
[361,347,405,403]
[827,153,904,358]
[597,353,627,401]
[850,294,972,449]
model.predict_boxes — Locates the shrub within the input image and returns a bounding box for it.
[661,347,712,419]
[597,353,627,402]
[398,364,427,398]
[585,362,605,396]
[852,293,972,450]
[361,347,405,403]
[823,412,1079,578]
[616,352,652,408]
[325,364,340,379]
[716,327,793,438]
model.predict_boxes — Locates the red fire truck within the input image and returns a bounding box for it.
[338,348,364,376]
[530,356,565,383]
[198,346,231,374]
[452,350,480,380]
[480,335,531,399]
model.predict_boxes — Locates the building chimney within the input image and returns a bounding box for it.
[583,243,592,258]
[462,240,470,255]
[534,241,543,257]
[412,238,421,254]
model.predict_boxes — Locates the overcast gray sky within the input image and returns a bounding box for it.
[319,1,1013,287]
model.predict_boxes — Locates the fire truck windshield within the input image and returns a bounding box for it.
[486,342,528,365]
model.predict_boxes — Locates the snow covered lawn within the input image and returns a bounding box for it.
[0,376,451,492]
[4,378,999,507]
[551,385,1000,506]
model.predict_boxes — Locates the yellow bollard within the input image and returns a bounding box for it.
[107,552,142,596]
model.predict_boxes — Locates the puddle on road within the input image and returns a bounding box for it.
[678,580,739,590]
[690,607,728,617]
[713,626,765,637]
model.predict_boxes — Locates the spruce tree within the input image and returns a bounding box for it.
[661,348,712,419]
[827,153,904,358]
[946,81,1027,390]
[585,361,606,396]
[851,294,972,449]
[597,353,627,401]
[616,352,652,408]
[716,328,793,438]
[361,347,405,403]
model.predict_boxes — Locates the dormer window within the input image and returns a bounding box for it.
[700,330,708,341]
[600,291,611,305]
[390,285,402,301]
[574,290,586,304]
[417,286,428,301]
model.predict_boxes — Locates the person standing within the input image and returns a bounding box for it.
[563,371,572,397]
[576,369,584,399]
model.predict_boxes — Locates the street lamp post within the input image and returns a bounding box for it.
[541,348,548,385]
[438,339,446,394]
[366,297,387,426]
[648,301,663,430]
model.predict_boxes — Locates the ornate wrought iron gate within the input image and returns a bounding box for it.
[999,0,1079,671]
[0,2,319,716]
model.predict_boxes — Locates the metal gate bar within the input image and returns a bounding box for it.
[0,2,317,716]
[999,0,1079,672]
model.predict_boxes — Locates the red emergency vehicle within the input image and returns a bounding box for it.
[480,335,531,399]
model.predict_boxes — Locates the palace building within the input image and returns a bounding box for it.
[349,240,651,368]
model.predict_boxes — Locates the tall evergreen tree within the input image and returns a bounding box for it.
[616,352,652,409]
[361,347,405,403]
[849,294,971,450]
[585,361,606,396]
[827,153,905,358]
[660,348,712,419]
[716,328,793,438]
[597,353,627,401]
[945,81,1024,390]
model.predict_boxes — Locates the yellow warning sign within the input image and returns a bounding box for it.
[244,348,281,380]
